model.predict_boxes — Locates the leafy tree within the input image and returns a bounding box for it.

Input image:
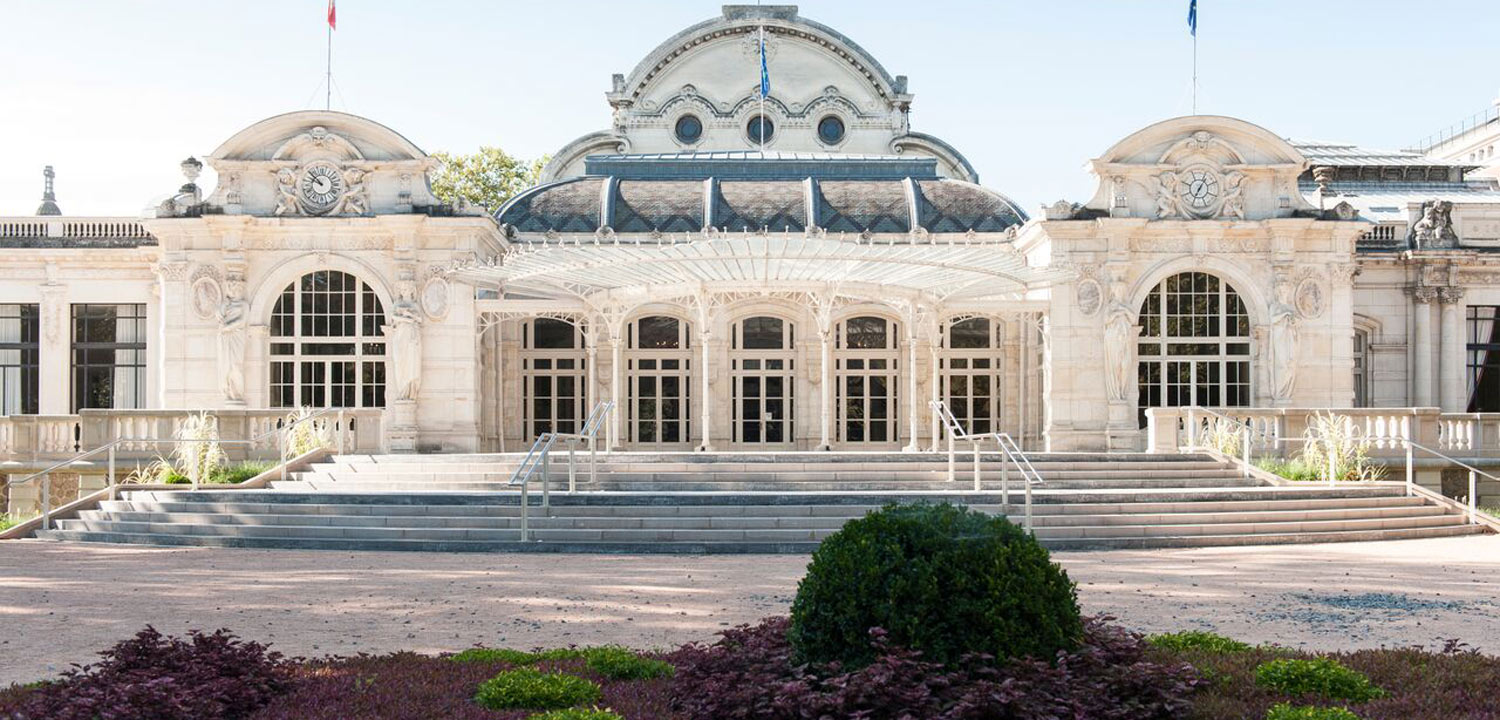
[429,147,548,212]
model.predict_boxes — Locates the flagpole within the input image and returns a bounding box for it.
[1192,30,1197,114]
[326,20,332,110]
[759,25,766,157]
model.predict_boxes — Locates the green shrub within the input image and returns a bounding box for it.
[581,646,674,680]
[1146,630,1252,653]
[473,667,601,710]
[1255,658,1385,703]
[788,502,1081,668]
[451,647,540,665]
[160,461,275,485]
[1265,703,1362,720]
[526,708,624,720]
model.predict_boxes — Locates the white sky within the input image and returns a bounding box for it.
[1,0,1497,216]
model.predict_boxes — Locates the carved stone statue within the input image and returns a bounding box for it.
[1410,199,1458,248]
[335,167,370,215]
[1268,275,1300,401]
[274,168,301,216]
[1219,170,1247,220]
[1103,301,1138,403]
[386,284,423,402]
[1155,172,1180,219]
[218,279,248,403]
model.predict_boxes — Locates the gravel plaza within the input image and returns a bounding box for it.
[2,534,1497,687]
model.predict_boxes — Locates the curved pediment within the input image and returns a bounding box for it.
[1083,115,1316,222]
[204,111,440,217]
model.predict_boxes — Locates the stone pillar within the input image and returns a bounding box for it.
[37,285,69,415]
[610,332,624,451]
[699,328,714,452]
[818,327,833,450]
[1439,287,1467,412]
[1411,287,1436,407]
[928,345,941,451]
[904,327,920,452]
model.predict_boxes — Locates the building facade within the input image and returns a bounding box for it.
[6,4,1500,457]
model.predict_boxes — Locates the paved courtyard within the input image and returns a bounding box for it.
[2,535,1498,685]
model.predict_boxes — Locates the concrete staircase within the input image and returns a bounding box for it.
[35,452,1489,552]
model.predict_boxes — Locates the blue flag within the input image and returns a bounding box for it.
[1187,0,1197,36]
[759,28,770,98]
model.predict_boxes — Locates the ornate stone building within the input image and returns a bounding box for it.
[5,4,1500,456]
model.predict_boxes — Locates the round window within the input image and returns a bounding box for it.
[746,115,775,144]
[674,115,703,144]
[817,116,846,145]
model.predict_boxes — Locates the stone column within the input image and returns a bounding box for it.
[37,284,69,415]
[699,328,714,452]
[818,327,833,450]
[1411,287,1437,407]
[928,345,942,451]
[610,330,624,451]
[1439,287,1467,412]
[904,327,920,452]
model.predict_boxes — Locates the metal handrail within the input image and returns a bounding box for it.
[508,400,615,542]
[929,400,1042,531]
[4,407,351,532]
[993,432,1039,532]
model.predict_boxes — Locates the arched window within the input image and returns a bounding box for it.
[627,315,691,445]
[522,318,586,438]
[836,315,899,444]
[1136,272,1250,425]
[731,315,794,444]
[943,317,1003,435]
[269,270,386,408]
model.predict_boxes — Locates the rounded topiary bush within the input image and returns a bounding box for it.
[474,667,602,710]
[788,502,1081,668]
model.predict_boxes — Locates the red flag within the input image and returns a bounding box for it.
[327,0,336,30]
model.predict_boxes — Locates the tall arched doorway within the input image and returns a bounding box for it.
[731,315,795,445]
[627,315,692,447]
[1136,271,1251,425]
[269,270,387,408]
[521,318,587,439]
[835,315,899,445]
[942,316,1003,435]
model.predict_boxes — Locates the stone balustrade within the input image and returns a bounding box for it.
[1144,406,1500,458]
[1,408,385,467]
[0,216,152,240]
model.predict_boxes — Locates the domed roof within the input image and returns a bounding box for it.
[497,153,1025,237]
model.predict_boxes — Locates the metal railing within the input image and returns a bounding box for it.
[1179,406,1491,526]
[509,401,615,542]
[3,408,350,533]
[930,400,1041,531]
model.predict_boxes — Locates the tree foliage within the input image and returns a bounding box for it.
[429,147,547,212]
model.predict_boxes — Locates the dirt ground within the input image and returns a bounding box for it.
[2,535,1498,686]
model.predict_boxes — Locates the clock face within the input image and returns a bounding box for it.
[1179,168,1221,211]
[299,163,344,212]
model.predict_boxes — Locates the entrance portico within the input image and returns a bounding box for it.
[451,156,1065,452]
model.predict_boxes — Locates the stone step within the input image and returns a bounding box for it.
[274,478,1257,493]
[80,503,1446,530]
[35,521,1487,553]
[99,493,1425,519]
[46,510,1476,543]
[330,452,1209,465]
[295,468,1248,482]
[116,484,1412,507]
[313,465,1230,474]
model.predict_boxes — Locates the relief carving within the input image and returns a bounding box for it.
[1410,199,1458,248]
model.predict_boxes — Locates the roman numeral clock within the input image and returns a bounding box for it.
[298,161,345,214]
